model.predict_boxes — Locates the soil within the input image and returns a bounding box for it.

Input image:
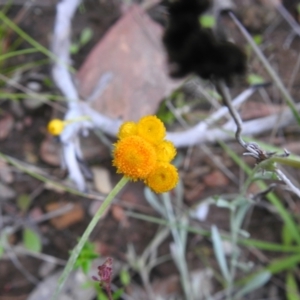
[0,0,299,299]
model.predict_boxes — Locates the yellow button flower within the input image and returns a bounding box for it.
[156,140,176,162]
[113,135,157,180]
[118,121,137,139]
[145,162,179,193]
[137,115,166,145]
[112,115,179,193]
[47,119,65,136]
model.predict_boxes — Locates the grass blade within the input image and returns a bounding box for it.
[234,271,271,299]
[211,225,231,283]
[127,211,300,252]
[286,271,300,300]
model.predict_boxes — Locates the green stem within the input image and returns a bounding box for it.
[51,176,129,300]
[270,157,300,169]
[0,48,38,61]
[64,116,91,124]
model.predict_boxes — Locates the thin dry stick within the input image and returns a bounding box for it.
[217,82,300,197]
[4,241,39,285]
[276,4,300,37]
[288,52,300,92]
[275,169,300,198]
[12,247,66,266]
[0,73,66,112]
[229,11,300,125]
[215,80,246,148]
[215,81,268,164]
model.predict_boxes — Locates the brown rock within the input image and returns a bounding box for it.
[77,5,181,121]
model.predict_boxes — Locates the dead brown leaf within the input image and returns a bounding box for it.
[185,183,205,203]
[45,202,84,229]
[203,170,229,187]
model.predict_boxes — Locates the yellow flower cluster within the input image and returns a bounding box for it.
[113,116,178,193]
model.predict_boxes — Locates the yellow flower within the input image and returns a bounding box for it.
[118,121,137,139]
[156,140,176,162]
[112,115,179,193]
[113,135,157,180]
[137,115,166,145]
[145,162,178,193]
[47,119,65,136]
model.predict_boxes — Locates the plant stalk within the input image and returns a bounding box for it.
[51,176,129,300]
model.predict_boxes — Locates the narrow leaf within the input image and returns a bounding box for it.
[234,271,271,299]
[238,254,300,287]
[23,227,41,253]
[211,225,230,283]
[199,14,215,28]
[17,194,31,213]
[233,201,251,231]
[80,28,93,46]
[247,73,265,85]
[144,187,166,217]
[286,272,300,300]
[120,269,131,286]
[0,245,4,258]
[219,141,300,246]
[282,223,294,246]
[267,254,300,274]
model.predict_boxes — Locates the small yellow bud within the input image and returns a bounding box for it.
[47,119,65,136]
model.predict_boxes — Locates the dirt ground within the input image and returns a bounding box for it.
[1,0,300,299]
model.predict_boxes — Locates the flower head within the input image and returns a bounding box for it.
[137,115,166,145]
[112,115,179,193]
[47,119,65,136]
[113,135,157,180]
[96,257,113,285]
[145,162,179,193]
[92,257,113,297]
[156,140,177,162]
[118,121,137,139]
